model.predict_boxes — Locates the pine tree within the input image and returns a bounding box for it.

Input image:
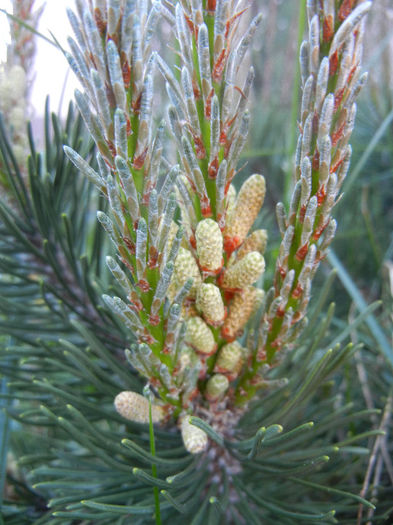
[1,1,393,523]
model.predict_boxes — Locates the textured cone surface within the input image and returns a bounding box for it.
[114,391,164,423]
[173,247,202,298]
[222,286,259,341]
[222,251,265,289]
[196,283,225,326]
[205,374,229,401]
[180,415,208,454]
[195,219,223,272]
[185,316,216,354]
[224,175,266,252]
[237,229,268,259]
[215,341,244,375]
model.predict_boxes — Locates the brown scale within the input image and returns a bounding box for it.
[329,50,339,76]
[192,77,201,100]
[212,48,228,83]
[137,279,150,293]
[148,246,159,269]
[334,87,346,112]
[123,236,136,255]
[193,134,206,159]
[120,54,131,89]
[338,0,355,22]
[149,313,160,326]
[313,220,329,241]
[105,81,117,109]
[323,15,334,42]
[208,156,219,179]
[132,92,142,113]
[200,196,212,218]
[299,203,307,223]
[224,8,248,39]
[107,139,117,158]
[220,114,237,145]
[141,180,153,207]
[316,184,326,205]
[296,242,309,261]
[94,7,106,37]
[207,0,217,12]
[292,282,303,299]
[330,155,345,174]
[312,148,320,171]
[276,306,286,318]
[204,88,215,118]
[347,62,359,86]
[132,146,148,170]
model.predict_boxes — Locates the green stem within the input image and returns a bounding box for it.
[149,398,162,525]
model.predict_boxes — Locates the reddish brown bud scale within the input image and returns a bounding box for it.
[137,279,150,293]
[334,88,345,112]
[221,325,240,342]
[313,221,329,241]
[207,0,216,12]
[123,237,136,254]
[201,198,212,218]
[292,282,303,299]
[192,77,201,100]
[108,140,117,157]
[299,204,307,223]
[330,156,345,174]
[316,185,326,205]
[312,149,320,171]
[338,0,354,21]
[189,235,197,249]
[133,147,148,170]
[225,8,248,39]
[140,331,156,345]
[323,16,334,42]
[94,8,107,36]
[121,57,131,89]
[295,242,309,261]
[149,313,160,326]
[193,135,206,159]
[278,266,286,280]
[205,88,215,118]
[132,93,142,113]
[329,50,339,76]
[148,247,159,269]
[223,235,242,256]
[129,292,143,311]
[347,63,358,86]
[212,48,228,83]
[208,157,219,179]
[276,307,285,319]
[332,119,346,146]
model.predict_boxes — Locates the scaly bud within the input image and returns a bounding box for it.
[224,174,266,254]
[205,374,229,401]
[180,415,208,454]
[195,219,223,274]
[173,248,202,298]
[114,391,164,423]
[222,252,265,290]
[237,229,268,259]
[196,283,226,327]
[185,316,217,355]
[214,341,244,380]
[222,286,259,341]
